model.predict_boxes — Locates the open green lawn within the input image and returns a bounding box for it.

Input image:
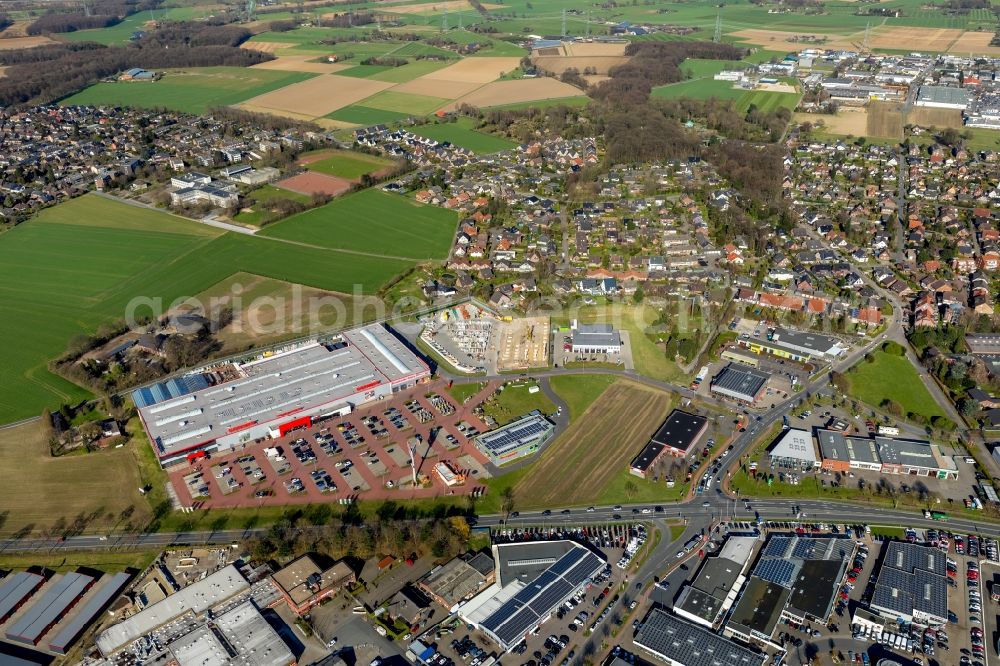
[680,58,744,79]
[357,90,450,115]
[57,13,153,45]
[233,185,311,226]
[651,78,746,101]
[410,117,516,154]
[0,549,158,573]
[481,96,589,111]
[735,89,801,113]
[304,149,395,180]
[481,381,556,425]
[259,188,457,260]
[60,67,315,114]
[446,381,487,405]
[846,351,947,420]
[0,194,414,423]
[327,105,414,125]
[549,374,617,420]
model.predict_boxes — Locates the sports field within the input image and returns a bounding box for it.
[259,188,457,260]
[411,117,516,154]
[61,67,315,114]
[508,380,675,508]
[0,419,151,536]
[300,148,396,179]
[0,194,413,422]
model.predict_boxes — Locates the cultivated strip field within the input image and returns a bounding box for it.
[239,73,394,118]
[949,30,1000,55]
[908,106,964,128]
[0,35,53,49]
[511,380,673,508]
[418,56,523,83]
[867,101,904,140]
[731,26,964,52]
[251,55,351,73]
[442,78,584,111]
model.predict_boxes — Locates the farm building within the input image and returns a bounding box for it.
[474,413,555,465]
[710,363,770,405]
[134,324,430,467]
[459,541,605,652]
[636,609,766,666]
[768,428,818,470]
[869,542,948,626]
[118,67,155,81]
[272,554,355,615]
[630,410,708,478]
[570,321,622,354]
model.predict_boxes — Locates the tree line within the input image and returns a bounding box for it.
[0,23,268,106]
[27,13,121,35]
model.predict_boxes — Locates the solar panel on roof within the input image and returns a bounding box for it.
[755,560,797,588]
[547,552,579,578]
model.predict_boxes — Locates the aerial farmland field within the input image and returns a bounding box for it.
[259,188,458,260]
[60,67,315,114]
[0,194,414,422]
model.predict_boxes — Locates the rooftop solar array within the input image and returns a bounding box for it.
[871,567,948,623]
[479,546,604,648]
[754,559,799,588]
[477,414,554,458]
[636,609,766,666]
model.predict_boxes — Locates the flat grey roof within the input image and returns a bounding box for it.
[675,586,725,624]
[6,572,94,645]
[135,324,427,457]
[97,564,249,656]
[728,577,789,637]
[817,430,881,465]
[637,609,766,666]
[770,328,843,356]
[877,437,951,470]
[0,572,44,621]
[48,572,131,653]
[572,323,621,348]
[711,364,769,401]
[769,428,817,464]
[917,85,970,105]
[167,601,294,666]
[421,556,492,607]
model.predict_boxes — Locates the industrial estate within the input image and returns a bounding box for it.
[6,0,1000,664]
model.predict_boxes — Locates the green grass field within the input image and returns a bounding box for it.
[846,351,947,420]
[651,78,746,101]
[358,90,450,115]
[259,188,457,260]
[327,105,414,125]
[303,149,395,180]
[481,96,590,111]
[60,67,315,114]
[735,89,801,113]
[411,117,516,154]
[680,58,744,79]
[0,194,414,422]
[233,185,312,226]
[548,374,617,420]
[481,382,556,425]
[367,58,455,83]
[337,64,394,78]
[57,13,152,45]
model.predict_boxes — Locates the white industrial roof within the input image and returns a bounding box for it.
[769,428,818,464]
[96,565,250,656]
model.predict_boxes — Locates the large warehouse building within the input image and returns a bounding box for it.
[134,324,430,466]
[869,542,948,626]
[710,363,770,405]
